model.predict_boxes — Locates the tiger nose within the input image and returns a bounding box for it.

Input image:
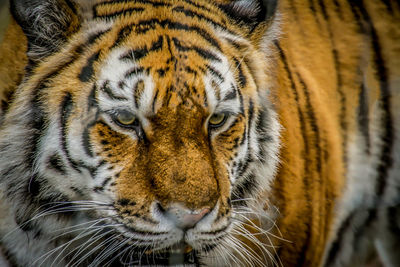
[158,203,210,229]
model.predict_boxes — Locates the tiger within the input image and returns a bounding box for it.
[0,0,399,266]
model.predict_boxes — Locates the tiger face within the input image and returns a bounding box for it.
[0,0,281,265]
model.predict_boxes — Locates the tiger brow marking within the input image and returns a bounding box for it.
[127,19,221,50]
[124,67,145,79]
[181,0,212,13]
[171,5,235,35]
[100,81,128,101]
[119,36,164,62]
[93,7,145,20]
[79,51,100,82]
[172,37,221,62]
[206,64,225,83]
[232,57,246,88]
[223,85,237,101]
[93,0,172,18]
[133,80,145,108]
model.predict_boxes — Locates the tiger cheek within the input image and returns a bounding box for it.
[211,116,246,200]
[212,115,246,163]
[92,123,131,159]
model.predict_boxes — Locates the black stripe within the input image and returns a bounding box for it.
[275,41,312,266]
[103,0,172,7]
[353,0,393,198]
[60,93,81,172]
[47,153,67,174]
[79,52,100,82]
[161,18,221,50]
[82,121,96,157]
[28,92,46,169]
[65,0,78,15]
[181,0,212,13]
[233,57,246,88]
[152,90,159,112]
[150,35,164,51]
[100,81,128,101]
[116,19,221,51]
[93,0,171,18]
[28,47,86,168]
[317,0,347,170]
[88,29,112,45]
[172,5,231,40]
[308,0,317,15]
[297,73,322,174]
[247,99,255,137]
[28,32,105,168]
[223,86,237,101]
[381,0,394,14]
[256,107,273,163]
[172,37,220,61]
[185,66,197,76]
[369,24,392,199]
[317,0,328,19]
[125,67,145,79]
[88,84,98,110]
[296,72,324,267]
[114,25,135,47]
[237,85,244,114]
[347,5,394,253]
[358,82,370,153]
[120,47,148,62]
[94,7,145,19]
[232,173,258,205]
[206,65,224,83]
[332,48,348,166]
[325,211,356,264]
[133,80,145,108]
[331,0,343,20]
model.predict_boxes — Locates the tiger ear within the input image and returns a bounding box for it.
[218,0,278,27]
[9,0,81,61]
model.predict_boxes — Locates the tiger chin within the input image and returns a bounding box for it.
[0,0,399,266]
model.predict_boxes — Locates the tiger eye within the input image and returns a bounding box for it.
[209,113,227,128]
[116,110,136,126]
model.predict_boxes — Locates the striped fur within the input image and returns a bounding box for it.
[0,0,399,266]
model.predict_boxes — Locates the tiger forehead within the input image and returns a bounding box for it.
[97,33,237,114]
[93,0,245,116]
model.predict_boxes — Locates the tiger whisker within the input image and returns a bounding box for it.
[65,227,118,266]
[33,227,100,267]
[88,234,125,267]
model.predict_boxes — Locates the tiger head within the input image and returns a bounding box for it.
[1,0,281,265]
